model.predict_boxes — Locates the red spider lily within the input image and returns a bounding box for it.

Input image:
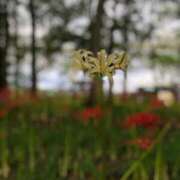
[7,99,23,109]
[28,92,40,101]
[0,109,7,119]
[124,112,160,129]
[0,88,11,103]
[80,106,103,123]
[150,97,164,109]
[7,92,40,109]
[127,137,153,150]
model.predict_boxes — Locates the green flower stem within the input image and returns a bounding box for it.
[120,123,171,180]
[29,128,36,174]
[154,143,169,180]
[154,144,163,180]
[0,140,9,178]
[61,128,71,177]
[139,163,149,180]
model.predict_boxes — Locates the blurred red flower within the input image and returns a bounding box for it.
[0,88,11,103]
[128,137,153,150]
[150,97,164,109]
[7,100,22,109]
[124,112,160,129]
[80,106,103,123]
[0,109,7,119]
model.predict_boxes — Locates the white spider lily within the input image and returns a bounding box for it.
[72,49,128,79]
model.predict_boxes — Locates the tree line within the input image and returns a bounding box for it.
[0,0,179,102]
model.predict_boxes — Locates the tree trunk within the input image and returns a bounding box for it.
[122,30,128,97]
[29,0,37,93]
[87,0,106,106]
[107,20,116,104]
[13,0,20,89]
[121,0,131,97]
[0,0,9,89]
[107,78,113,104]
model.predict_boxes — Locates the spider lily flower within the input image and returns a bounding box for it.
[0,88,11,103]
[150,97,164,109]
[124,112,160,129]
[0,109,7,119]
[72,49,128,80]
[79,106,103,124]
[127,137,153,150]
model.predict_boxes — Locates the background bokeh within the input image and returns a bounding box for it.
[0,0,180,179]
[0,0,180,94]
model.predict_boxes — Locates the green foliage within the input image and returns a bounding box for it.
[153,53,180,66]
[0,96,179,179]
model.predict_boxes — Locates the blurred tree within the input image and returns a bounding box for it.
[87,0,107,106]
[109,0,154,95]
[40,0,155,103]
[149,0,180,85]
[12,0,21,89]
[42,0,89,53]
[0,0,9,88]
[33,0,178,100]
[29,0,37,93]
[100,0,155,101]
[89,0,106,53]
[41,0,107,105]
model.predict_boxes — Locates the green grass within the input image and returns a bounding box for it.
[0,95,179,179]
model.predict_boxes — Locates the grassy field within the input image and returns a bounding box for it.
[0,92,180,179]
